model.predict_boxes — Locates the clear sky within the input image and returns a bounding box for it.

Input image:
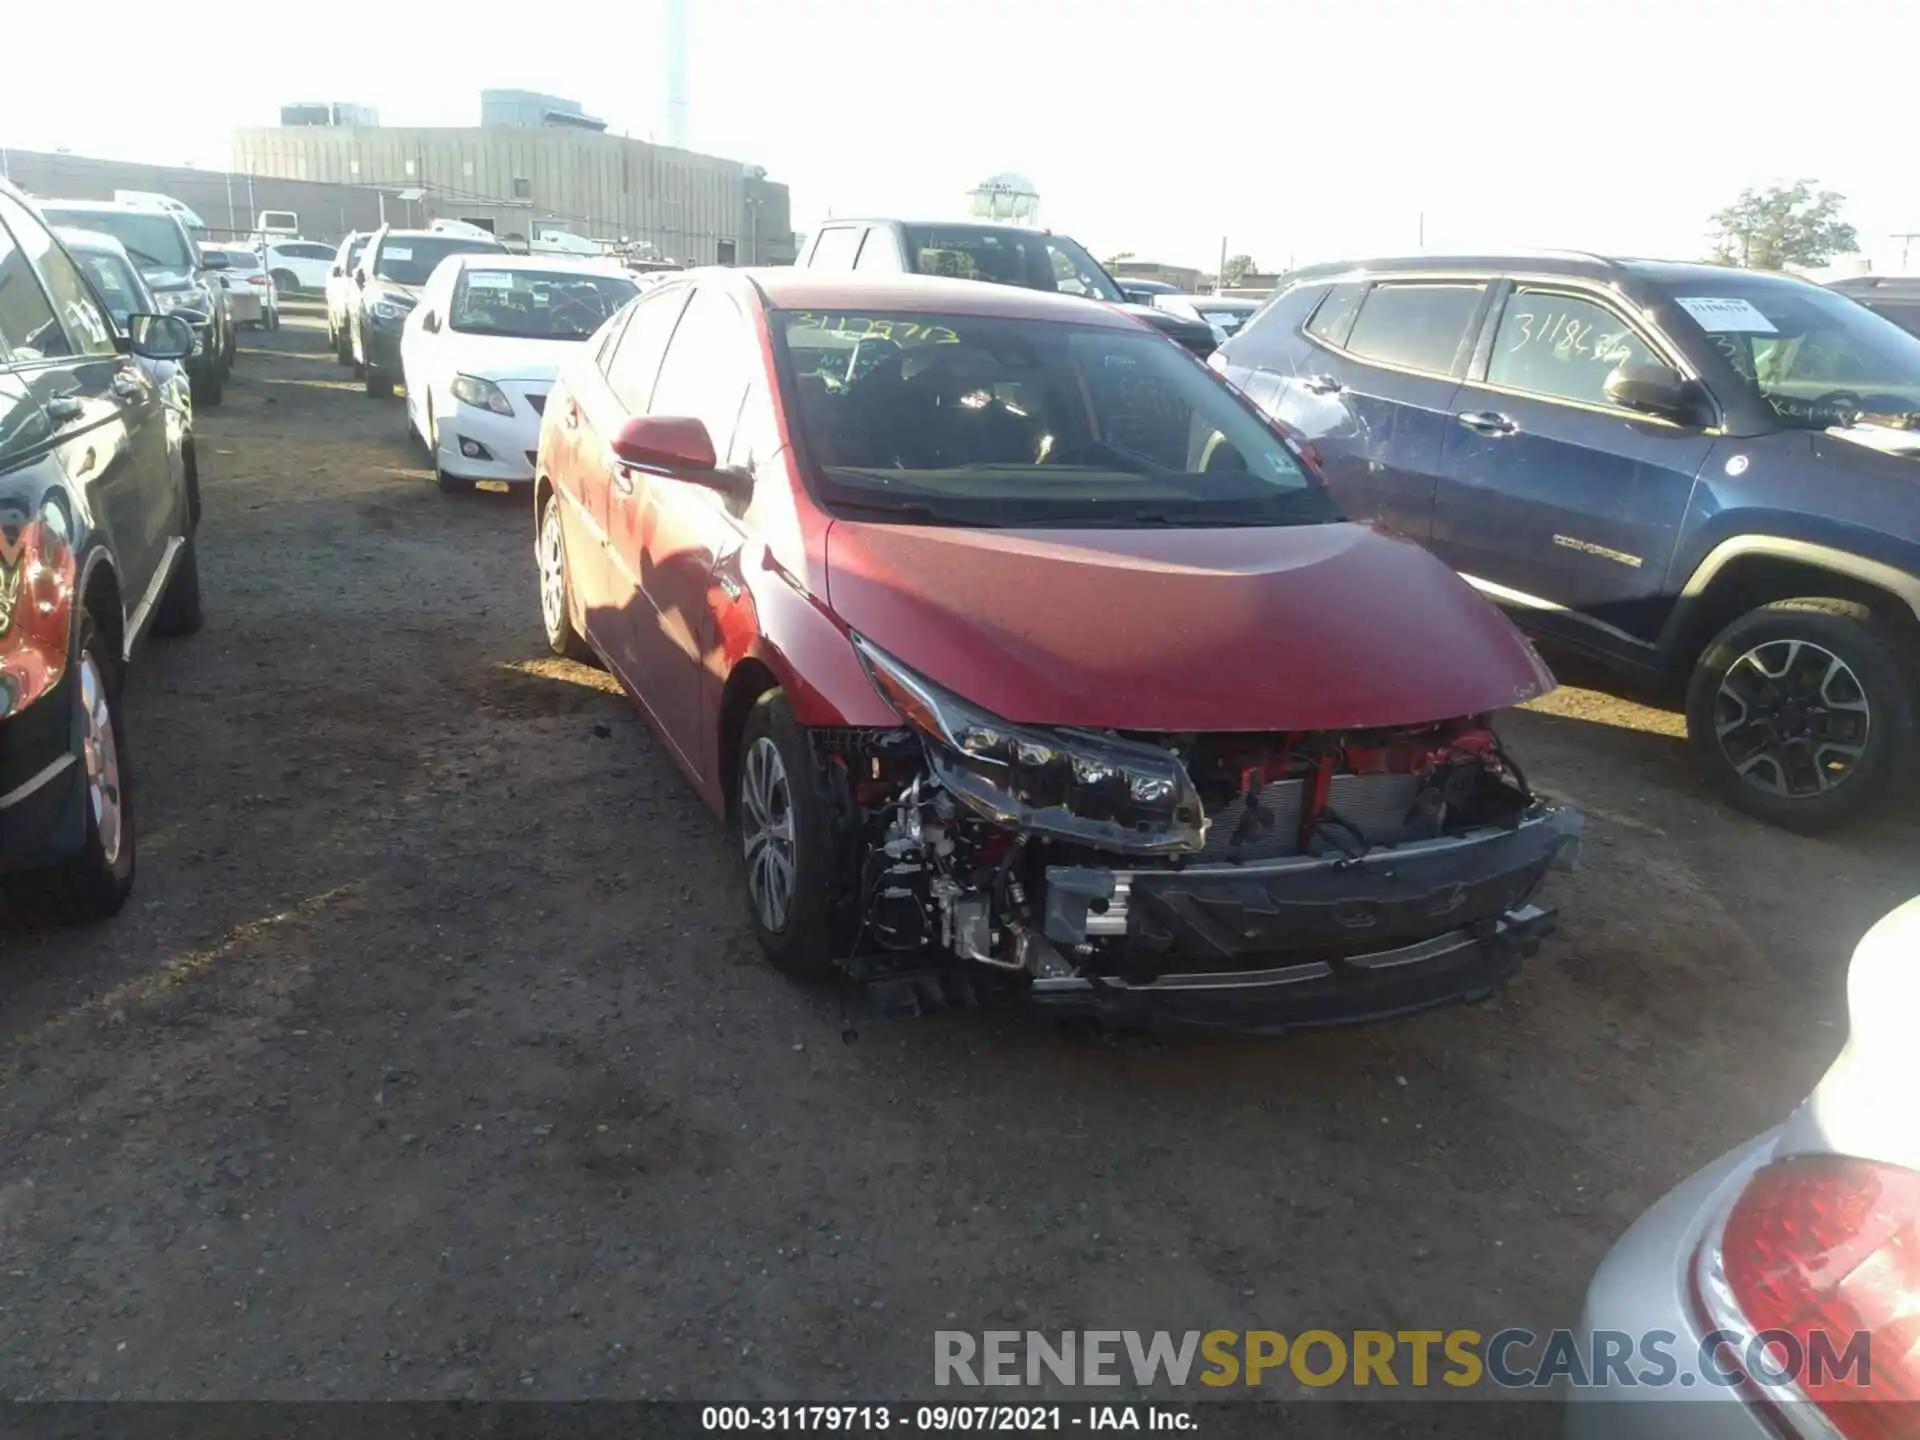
[6,0,1914,272]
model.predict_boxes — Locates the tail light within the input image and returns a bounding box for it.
[248,275,269,286]
[0,511,77,718]
[1696,1154,1920,1437]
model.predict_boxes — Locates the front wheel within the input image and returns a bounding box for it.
[537,489,597,664]
[193,370,223,408]
[738,693,839,980]
[151,536,204,637]
[364,366,393,399]
[1685,598,1915,832]
[334,319,352,365]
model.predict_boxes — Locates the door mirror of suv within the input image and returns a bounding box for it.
[611,415,751,499]
[421,311,440,333]
[354,270,366,289]
[128,313,195,360]
[1605,361,1706,424]
[198,250,230,270]
[330,264,343,278]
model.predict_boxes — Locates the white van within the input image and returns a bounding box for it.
[113,190,208,236]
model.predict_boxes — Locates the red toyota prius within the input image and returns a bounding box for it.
[533,270,1581,1031]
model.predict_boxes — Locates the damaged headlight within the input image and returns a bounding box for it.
[852,635,1207,856]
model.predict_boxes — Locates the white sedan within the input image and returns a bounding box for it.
[262,239,337,296]
[399,253,641,494]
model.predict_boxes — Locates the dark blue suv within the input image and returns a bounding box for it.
[1215,253,1920,831]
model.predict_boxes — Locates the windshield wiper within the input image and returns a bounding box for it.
[124,246,172,269]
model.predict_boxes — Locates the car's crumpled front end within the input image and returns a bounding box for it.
[826,637,1581,1032]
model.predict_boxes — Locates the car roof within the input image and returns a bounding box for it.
[1282,251,1816,290]
[37,197,179,218]
[378,228,504,241]
[747,270,1139,327]
[54,227,134,259]
[441,252,629,275]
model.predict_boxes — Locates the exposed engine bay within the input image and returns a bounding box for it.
[811,650,1582,1024]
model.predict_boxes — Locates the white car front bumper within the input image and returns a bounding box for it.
[435,399,541,486]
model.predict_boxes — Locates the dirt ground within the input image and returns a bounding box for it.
[2,312,1916,1413]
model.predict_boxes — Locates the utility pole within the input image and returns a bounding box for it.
[1218,235,1227,292]
[1895,232,1920,271]
[1418,211,1424,248]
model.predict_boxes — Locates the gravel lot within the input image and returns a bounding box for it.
[2,313,1916,1414]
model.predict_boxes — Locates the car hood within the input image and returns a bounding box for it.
[823,520,1555,732]
[439,332,586,382]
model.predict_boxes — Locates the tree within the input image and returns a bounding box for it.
[1105,250,1135,266]
[1221,254,1259,287]
[1708,182,1859,270]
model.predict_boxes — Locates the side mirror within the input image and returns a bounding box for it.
[198,250,230,270]
[611,416,750,499]
[330,264,344,278]
[128,313,195,361]
[421,311,440,333]
[354,271,366,289]
[1605,361,1706,424]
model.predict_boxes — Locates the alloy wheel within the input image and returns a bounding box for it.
[539,502,567,645]
[1713,638,1870,798]
[740,736,796,932]
[79,652,124,867]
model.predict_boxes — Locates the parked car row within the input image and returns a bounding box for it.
[0,176,204,920]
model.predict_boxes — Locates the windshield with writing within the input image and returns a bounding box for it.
[375,236,503,286]
[899,227,1123,303]
[774,310,1335,528]
[450,270,639,339]
[42,209,193,271]
[1666,278,1920,430]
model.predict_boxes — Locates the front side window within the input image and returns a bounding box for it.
[1665,277,1920,430]
[773,308,1335,529]
[649,286,755,464]
[899,227,1124,303]
[1342,282,1485,375]
[1304,282,1362,347]
[373,235,505,285]
[605,285,689,411]
[1486,289,1658,407]
[36,207,194,272]
[0,211,66,360]
[449,268,639,340]
[0,197,112,357]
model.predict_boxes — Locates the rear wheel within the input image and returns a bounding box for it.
[193,370,223,408]
[738,693,838,981]
[8,615,136,922]
[537,488,596,664]
[364,366,392,398]
[1685,598,1915,832]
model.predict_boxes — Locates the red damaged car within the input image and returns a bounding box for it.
[533,271,1582,1030]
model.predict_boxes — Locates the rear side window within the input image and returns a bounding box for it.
[1342,282,1485,375]
[808,227,864,270]
[0,193,113,358]
[605,285,690,411]
[1305,282,1364,347]
[649,286,755,465]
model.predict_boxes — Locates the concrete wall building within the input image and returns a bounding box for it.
[281,102,380,127]
[231,123,795,266]
[2,148,388,242]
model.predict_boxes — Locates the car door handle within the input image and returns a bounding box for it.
[611,464,634,497]
[1301,373,1344,395]
[44,395,85,426]
[563,401,580,430]
[1457,410,1517,436]
[111,372,145,400]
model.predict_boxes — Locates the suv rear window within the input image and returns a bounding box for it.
[1343,282,1485,375]
[898,226,1123,302]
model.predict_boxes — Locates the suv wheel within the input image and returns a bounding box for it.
[1685,598,1915,832]
[9,614,136,921]
[737,693,838,980]
[152,537,204,638]
[334,318,352,365]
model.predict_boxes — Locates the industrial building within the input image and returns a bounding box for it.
[232,89,794,266]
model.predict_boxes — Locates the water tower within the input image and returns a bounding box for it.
[967,173,1040,226]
